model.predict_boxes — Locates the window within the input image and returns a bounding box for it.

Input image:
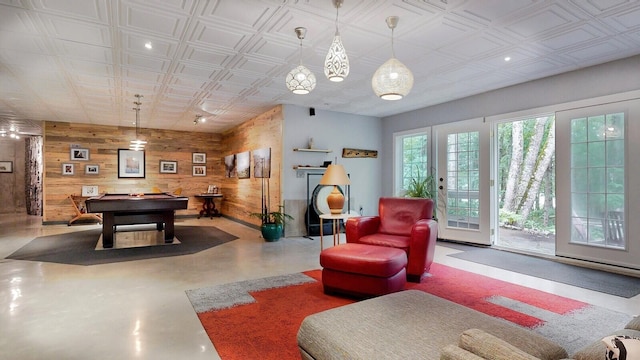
[570,112,625,248]
[394,128,430,196]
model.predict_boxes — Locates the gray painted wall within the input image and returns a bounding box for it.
[282,105,382,217]
[380,54,640,196]
[0,138,26,213]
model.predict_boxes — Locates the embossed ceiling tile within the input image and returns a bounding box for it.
[181,44,235,66]
[31,0,110,24]
[122,52,171,72]
[54,40,113,63]
[189,20,252,52]
[64,60,114,77]
[571,0,634,16]
[121,80,160,93]
[72,73,115,87]
[38,14,111,46]
[121,31,178,58]
[120,2,188,38]
[440,33,508,59]
[201,0,280,30]
[0,5,38,33]
[0,31,49,54]
[605,6,640,31]
[503,3,583,38]
[453,0,536,25]
[510,58,567,77]
[165,86,201,98]
[174,62,217,78]
[135,0,196,14]
[169,74,210,89]
[409,51,463,76]
[563,40,631,63]
[538,24,607,50]
[245,35,295,63]
[122,68,164,84]
[400,17,476,51]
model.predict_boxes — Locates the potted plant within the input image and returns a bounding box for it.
[404,167,438,219]
[250,205,294,242]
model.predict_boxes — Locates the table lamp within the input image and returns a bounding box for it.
[319,164,350,214]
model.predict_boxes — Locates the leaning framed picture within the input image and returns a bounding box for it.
[159,160,177,174]
[62,163,74,175]
[192,165,206,176]
[118,149,145,178]
[0,161,12,173]
[85,164,99,174]
[70,148,89,161]
[192,152,206,164]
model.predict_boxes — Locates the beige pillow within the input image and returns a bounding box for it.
[440,344,485,360]
[458,328,540,360]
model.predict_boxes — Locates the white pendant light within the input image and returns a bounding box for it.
[324,0,349,82]
[372,16,414,100]
[286,27,316,95]
[129,94,147,151]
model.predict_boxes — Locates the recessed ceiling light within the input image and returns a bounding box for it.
[145,42,153,50]
[504,56,511,62]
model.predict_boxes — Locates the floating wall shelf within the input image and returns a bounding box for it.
[293,148,331,153]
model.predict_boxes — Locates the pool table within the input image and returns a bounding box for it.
[85,193,189,248]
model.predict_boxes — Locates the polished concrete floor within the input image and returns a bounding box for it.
[1,214,638,360]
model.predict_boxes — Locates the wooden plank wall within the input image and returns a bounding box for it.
[42,105,283,225]
[43,121,224,222]
[220,105,283,226]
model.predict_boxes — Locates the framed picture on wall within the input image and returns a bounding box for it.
[0,161,12,173]
[82,185,99,197]
[62,163,74,175]
[159,160,177,174]
[192,165,206,176]
[85,165,99,174]
[192,152,206,164]
[70,148,89,161]
[118,149,145,178]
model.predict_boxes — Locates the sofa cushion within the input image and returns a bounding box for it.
[358,232,410,250]
[440,344,485,360]
[459,328,541,360]
[625,316,640,331]
[602,335,640,360]
[573,329,640,360]
[378,197,432,235]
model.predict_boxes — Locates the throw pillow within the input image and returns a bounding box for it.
[602,335,640,360]
[458,328,540,360]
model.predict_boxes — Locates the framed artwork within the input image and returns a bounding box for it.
[0,161,13,173]
[253,148,271,178]
[192,165,206,176]
[62,163,74,175]
[118,149,145,178]
[236,151,250,179]
[224,154,236,178]
[192,152,206,164]
[85,165,99,174]
[159,160,177,174]
[70,148,89,161]
[82,185,99,197]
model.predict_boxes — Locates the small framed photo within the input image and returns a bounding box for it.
[159,160,177,174]
[82,185,99,197]
[62,163,74,175]
[192,152,206,164]
[70,148,89,161]
[85,165,99,174]
[0,161,13,173]
[207,185,215,193]
[192,165,206,176]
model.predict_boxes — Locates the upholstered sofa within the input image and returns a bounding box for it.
[345,197,438,282]
[297,290,639,360]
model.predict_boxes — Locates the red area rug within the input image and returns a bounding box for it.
[186,263,631,359]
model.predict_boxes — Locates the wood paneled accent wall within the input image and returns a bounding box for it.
[219,105,283,226]
[43,121,224,223]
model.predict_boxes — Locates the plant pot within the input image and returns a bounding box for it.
[261,223,283,242]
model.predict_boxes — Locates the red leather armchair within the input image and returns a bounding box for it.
[345,197,438,282]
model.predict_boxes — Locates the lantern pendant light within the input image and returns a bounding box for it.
[372,16,414,100]
[324,0,349,82]
[285,27,316,95]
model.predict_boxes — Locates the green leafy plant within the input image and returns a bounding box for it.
[404,170,436,199]
[250,205,293,225]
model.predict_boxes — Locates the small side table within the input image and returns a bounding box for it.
[319,213,356,250]
[195,194,223,219]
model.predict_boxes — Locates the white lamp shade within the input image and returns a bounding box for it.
[286,65,316,94]
[372,57,414,100]
[324,34,349,82]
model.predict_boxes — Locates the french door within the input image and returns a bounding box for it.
[435,118,491,245]
[555,99,640,269]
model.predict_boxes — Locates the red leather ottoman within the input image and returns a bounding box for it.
[320,243,407,298]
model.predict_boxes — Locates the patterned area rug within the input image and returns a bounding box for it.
[185,263,633,360]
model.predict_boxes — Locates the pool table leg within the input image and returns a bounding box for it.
[102,214,114,248]
[164,212,175,243]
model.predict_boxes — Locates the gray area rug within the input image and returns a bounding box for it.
[6,225,237,266]
[446,244,640,298]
